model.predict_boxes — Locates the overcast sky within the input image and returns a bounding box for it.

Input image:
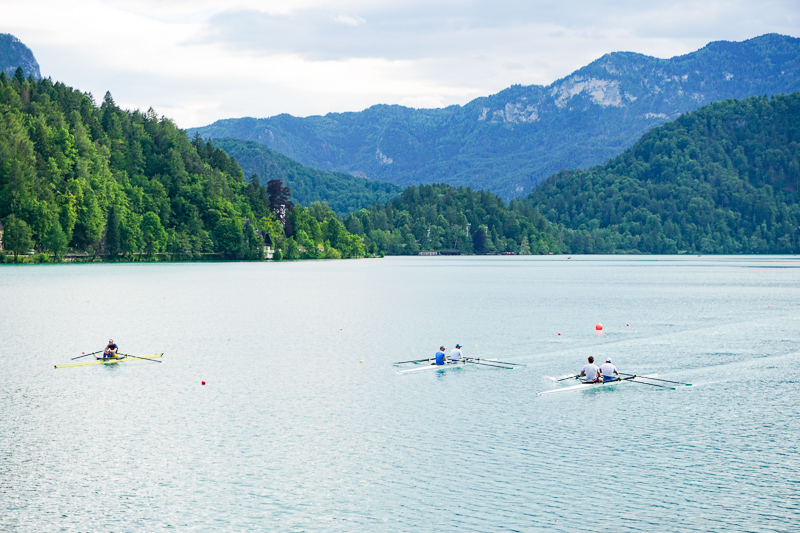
[1,0,798,128]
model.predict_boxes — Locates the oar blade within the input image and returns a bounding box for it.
[472,361,513,369]
[393,358,433,365]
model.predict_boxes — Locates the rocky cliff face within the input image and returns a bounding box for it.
[191,33,800,200]
[0,34,41,80]
[476,35,799,130]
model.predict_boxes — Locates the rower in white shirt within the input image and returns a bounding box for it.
[599,358,619,382]
[449,344,464,362]
[580,356,600,383]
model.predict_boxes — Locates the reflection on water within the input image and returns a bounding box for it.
[1,256,799,532]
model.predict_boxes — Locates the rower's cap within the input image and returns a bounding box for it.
[606,358,612,363]
[456,344,462,348]
[109,339,114,342]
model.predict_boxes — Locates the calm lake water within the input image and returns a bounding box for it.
[1,255,798,532]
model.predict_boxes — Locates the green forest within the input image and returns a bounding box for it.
[528,93,800,254]
[0,69,366,262]
[3,66,799,262]
[210,137,402,214]
[343,184,562,255]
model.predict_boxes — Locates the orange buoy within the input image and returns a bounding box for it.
[596,324,603,331]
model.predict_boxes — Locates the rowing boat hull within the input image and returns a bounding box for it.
[537,374,658,395]
[55,353,163,369]
[396,360,478,374]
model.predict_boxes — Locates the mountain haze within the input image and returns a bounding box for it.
[190,34,800,200]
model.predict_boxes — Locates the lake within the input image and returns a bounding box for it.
[1,255,798,532]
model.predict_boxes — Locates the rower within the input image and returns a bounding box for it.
[449,344,464,363]
[435,346,447,366]
[600,357,619,381]
[580,356,600,383]
[103,339,119,359]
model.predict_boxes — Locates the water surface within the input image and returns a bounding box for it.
[1,256,798,532]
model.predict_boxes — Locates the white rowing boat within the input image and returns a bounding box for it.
[396,358,497,374]
[537,374,659,395]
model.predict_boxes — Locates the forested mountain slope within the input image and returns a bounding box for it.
[528,93,800,254]
[0,72,365,261]
[211,138,401,213]
[190,34,800,200]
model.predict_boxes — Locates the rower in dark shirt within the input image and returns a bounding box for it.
[103,339,119,359]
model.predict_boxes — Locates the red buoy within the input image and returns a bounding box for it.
[596,324,603,331]
[201,381,206,385]
[558,333,561,336]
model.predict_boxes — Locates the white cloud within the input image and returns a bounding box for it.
[0,0,797,128]
[333,14,366,27]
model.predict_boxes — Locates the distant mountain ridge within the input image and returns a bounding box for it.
[190,33,800,200]
[0,34,41,80]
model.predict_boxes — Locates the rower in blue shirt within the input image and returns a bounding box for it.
[435,346,447,365]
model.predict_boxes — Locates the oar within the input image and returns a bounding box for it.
[623,375,674,389]
[394,357,433,365]
[117,353,162,363]
[473,358,524,366]
[71,350,103,360]
[619,373,691,386]
[468,360,514,369]
[557,374,579,381]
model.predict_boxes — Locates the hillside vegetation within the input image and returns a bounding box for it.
[0,70,365,261]
[344,184,562,256]
[211,137,401,213]
[528,93,800,253]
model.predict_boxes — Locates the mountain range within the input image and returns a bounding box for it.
[190,33,800,200]
[340,93,800,256]
[0,33,41,80]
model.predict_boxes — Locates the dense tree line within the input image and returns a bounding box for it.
[344,184,563,255]
[0,69,365,261]
[528,93,800,254]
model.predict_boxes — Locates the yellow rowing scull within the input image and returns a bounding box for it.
[55,353,163,369]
